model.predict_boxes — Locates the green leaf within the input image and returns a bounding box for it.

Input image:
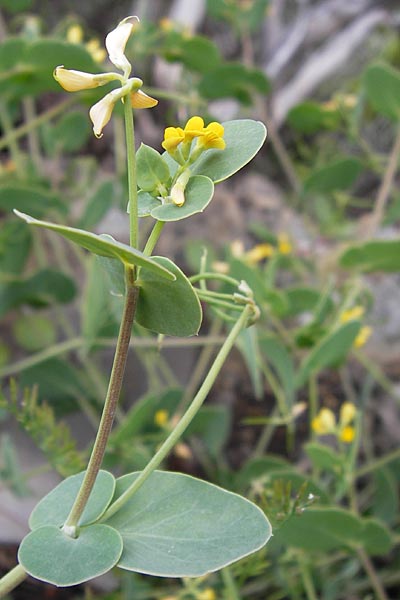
[164,35,221,74]
[296,321,361,387]
[277,508,392,555]
[52,111,91,153]
[29,470,116,530]
[236,327,263,399]
[137,191,160,217]
[285,286,334,318]
[82,256,115,341]
[78,181,114,230]
[104,470,271,577]
[198,63,270,104]
[287,101,340,134]
[0,184,65,217]
[185,405,231,457]
[304,157,363,193]
[235,455,292,490]
[136,144,171,192]
[259,335,295,405]
[12,314,56,352]
[18,524,122,586]
[0,219,32,275]
[14,211,175,281]
[191,120,267,183]
[305,443,344,473]
[371,468,399,525]
[151,175,214,222]
[364,63,400,121]
[135,256,202,336]
[0,268,76,317]
[340,239,400,272]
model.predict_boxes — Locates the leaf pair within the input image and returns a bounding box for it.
[19,469,272,585]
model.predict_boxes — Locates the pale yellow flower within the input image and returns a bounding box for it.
[340,305,365,323]
[66,24,83,44]
[278,233,292,255]
[154,409,169,427]
[105,15,138,77]
[198,589,217,600]
[339,426,356,443]
[245,243,275,264]
[354,325,372,349]
[311,408,336,435]
[54,67,111,92]
[340,402,356,426]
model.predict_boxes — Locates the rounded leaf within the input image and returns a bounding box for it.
[135,257,202,336]
[18,524,123,586]
[151,175,214,222]
[29,470,116,530]
[13,314,56,352]
[104,470,272,577]
[364,63,400,121]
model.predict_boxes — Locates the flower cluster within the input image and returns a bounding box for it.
[54,17,158,137]
[245,233,293,264]
[312,402,357,443]
[162,116,226,156]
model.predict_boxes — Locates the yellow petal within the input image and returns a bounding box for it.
[354,325,372,348]
[66,24,84,44]
[278,233,292,255]
[105,15,138,76]
[339,402,356,426]
[89,91,118,138]
[161,127,185,151]
[340,305,364,324]
[205,121,224,137]
[245,243,275,264]
[312,408,336,435]
[184,115,205,140]
[339,426,355,443]
[154,409,169,427]
[53,67,104,92]
[130,89,158,109]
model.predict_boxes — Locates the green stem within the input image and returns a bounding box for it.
[0,564,27,598]
[124,99,138,248]
[221,567,241,600]
[101,304,252,521]
[355,446,400,478]
[63,269,138,531]
[142,220,165,256]
[298,555,318,600]
[22,96,42,172]
[189,272,240,287]
[0,99,23,173]
[0,98,75,151]
[356,547,389,600]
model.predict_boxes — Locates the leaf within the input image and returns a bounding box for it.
[305,443,344,473]
[104,470,272,577]
[185,405,232,457]
[0,219,32,275]
[137,190,160,217]
[151,175,214,222]
[0,268,76,317]
[277,507,392,555]
[135,256,202,336]
[304,157,363,193]
[296,321,361,387]
[18,524,122,586]
[259,335,295,406]
[235,455,292,490]
[52,111,91,153]
[285,286,334,317]
[191,120,267,183]
[0,184,65,217]
[287,101,340,134]
[136,144,171,192]
[14,211,175,281]
[371,468,399,525]
[164,35,221,74]
[198,63,270,104]
[12,314,56,352]
[29,470,116,530]
[364,63,400,121]
[78,181,114,230]
[340,239,400,272]
[236,327,263,399]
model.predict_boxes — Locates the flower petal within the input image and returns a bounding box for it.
[130,89,158,109]
[89,91,118,138]
[162,127,185,151]
[105,15,138,76]
[54,67,106,92]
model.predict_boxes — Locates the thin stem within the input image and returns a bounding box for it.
[124,99,138,248]
[22,96,42,172]
[0,98,75,151]
[355,446,400,478]
[357,547,389,600]
[0,564,27,598]
[298,555,318,600]
[189,272,240,287]
[365,124,400,239]
[101,305,252,521]
[63,269,138,531]
[142,220,165,256]
[221,567,241,600]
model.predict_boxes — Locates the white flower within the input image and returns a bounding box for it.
[105,16,138,78]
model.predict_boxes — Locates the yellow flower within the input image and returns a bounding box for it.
[198,589,217,600]
[339,426,355,443]
[198,121,225,150]
[245,243,275,264]
[154,409,169,427]
[278,233,292,255]
[354,325,372,349]
[159,17,174,32]
[162,126,185,151]
[184,116,206,140]
[54,16,157,138]
[312,408,336,435]
[86,39,107,64]
[66,24,83,44]
[340,305,365,323]
[340,402,356,426]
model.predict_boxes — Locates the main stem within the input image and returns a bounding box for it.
[124,99,138,248]
[101,305,252,521]
[0,565,27,598]
[63,268,138,531]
